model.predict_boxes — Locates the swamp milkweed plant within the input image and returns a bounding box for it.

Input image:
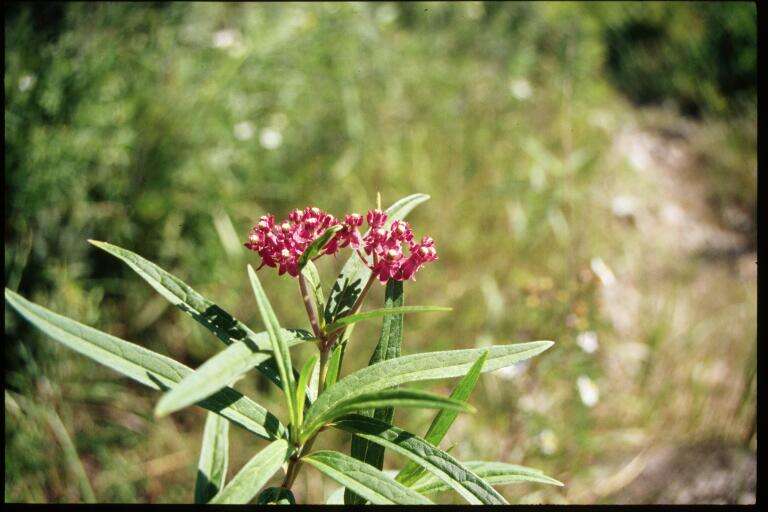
[5,193,562,504]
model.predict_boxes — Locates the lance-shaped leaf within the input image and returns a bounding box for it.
[4,289,285,440]
[298,224,344,271]
[247,265,297,429]
[155,329,314,418]
[411,461,563,495]
[209,439,289,504]
[332,415,507,505]
[302,389,473,442]
[195,412,230,503]
[323,193,430,324]
[296,355,318,425]
[256,487,296,505]
[347,279,404,505]
[325,305,451,336]
[396,352,488,487]
[324,342,344,389]
[302,450,432,505]
[303,341,554,432]
[89,240,287,388]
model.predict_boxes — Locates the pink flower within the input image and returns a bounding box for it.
[245,206,361,277]
[245,205,437,282]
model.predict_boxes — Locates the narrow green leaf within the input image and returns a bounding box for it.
[256,487,296,505]
[296,355,318,425]
[303,389,473,442]
[411,461,563,494]
[247,265,298,431]
[155,329,313,418]
[209,439,289,504]
[304,341,554,433]
[4,289,285,440]
[346,279,404,505]
[195,412,230,503]
[301,260,325,320]
[323,193,430,325]
[89,240,289,389]
[298,224,344,270]
[332,415,507,505]
[302,450,432,505]
[324,343,344,389]
[326,306,451,335]
[396,352,488,487]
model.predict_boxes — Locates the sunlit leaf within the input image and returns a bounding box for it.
[302,450,432,505]
[4,288,285,440]
[332,415,507,505]
[210,439,289,504]
[411,461,563,495]
[195,412,230,503]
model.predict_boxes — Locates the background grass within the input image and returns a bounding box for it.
[4,2,756,504]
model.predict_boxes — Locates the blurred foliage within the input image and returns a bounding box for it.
[4,1,756,504]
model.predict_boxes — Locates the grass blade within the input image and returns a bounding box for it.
[195,412,230,503]
[332,414,508,504]
[346,279,404,504]
[325,305,451,335]
[155,329,313,418]
[411,461,563,495]
[247,265,297,430]
[396,351,488,487]
[303,388,473,442]
[209,439,289,504]
[303,340,554,433]
[302,450,432,505]
[5,288,285,440]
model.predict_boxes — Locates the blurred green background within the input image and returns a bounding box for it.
[4,1,756,504]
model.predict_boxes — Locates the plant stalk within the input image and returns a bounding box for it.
[298,273,322,340]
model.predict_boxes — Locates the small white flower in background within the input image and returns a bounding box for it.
[18,74,36,92]
[509,78,533,100]
[611,195,638,220]
[259,127,283,150]
[465,1,485,20]
[233,121,255,141]
[538,429,558,455]
[576,331,599,354]
[493,361,529,381]
[590,257,616,287]
[577,375,600,407]
[212,29,238,49]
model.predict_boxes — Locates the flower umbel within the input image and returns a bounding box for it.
[245,206,438,282]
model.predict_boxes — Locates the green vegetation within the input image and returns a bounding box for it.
[5,2,755,504]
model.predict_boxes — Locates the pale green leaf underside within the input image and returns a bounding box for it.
[304,341,553,431]
[332,414,507,505]
[155,328,313,418]
[411,461,563,495]
[4,289,285,440]
[325,305,451,334]
[195,412,230,503]
[302,388,473,442]
[324,193,430,324]
[210,439,289,504]
[303,450,432,505]
[301,260,325,320]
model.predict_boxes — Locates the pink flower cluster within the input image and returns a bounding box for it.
[245,206,437,282]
